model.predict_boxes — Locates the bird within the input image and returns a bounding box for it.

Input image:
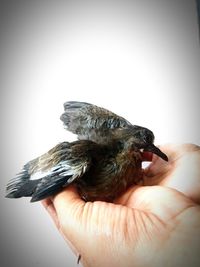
[6,101,168,202]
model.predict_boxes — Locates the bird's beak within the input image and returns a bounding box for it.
[144,144,168,161]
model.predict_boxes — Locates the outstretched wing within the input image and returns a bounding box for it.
[30,141,93,202]
[60,101,132,144]
[6,141,94,202]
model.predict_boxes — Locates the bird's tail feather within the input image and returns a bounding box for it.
[6,165,39,199]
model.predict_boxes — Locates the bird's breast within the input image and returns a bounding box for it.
[76,149,143,202]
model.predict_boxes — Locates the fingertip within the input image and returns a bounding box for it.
[52,185,85,214]
[41,198,60,228]
[41,198,52,208]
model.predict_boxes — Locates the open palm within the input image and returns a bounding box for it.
[42,144,200,267]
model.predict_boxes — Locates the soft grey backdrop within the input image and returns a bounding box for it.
[0,1,199,267]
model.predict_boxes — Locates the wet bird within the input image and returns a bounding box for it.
[6,101,168,202]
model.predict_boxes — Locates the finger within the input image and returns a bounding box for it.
[52,185,85,222]
[144,144,200,204]
[42,192,80,257]
[126,185,197,221]
[148,143,200,165]
[114,185,141,205]
[160,151,200,204]
[41,198,60,228]
[144,152,170,178]
[143,144,175,178]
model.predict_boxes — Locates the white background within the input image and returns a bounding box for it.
[0,1,200,266]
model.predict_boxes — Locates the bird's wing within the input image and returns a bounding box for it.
[60,101,132,144]
[30,141,93,202]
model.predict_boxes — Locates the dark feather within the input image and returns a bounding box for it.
[60,101,131,144]
[6,141,94,202]
[6,164,33,198]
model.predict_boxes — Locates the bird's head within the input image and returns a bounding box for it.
[114,126,168,161]
[131,126,168,161]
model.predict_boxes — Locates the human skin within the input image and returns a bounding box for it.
[42,144,200,267]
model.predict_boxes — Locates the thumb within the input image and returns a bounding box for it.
[127,185,197,221]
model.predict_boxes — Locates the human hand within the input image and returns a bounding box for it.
[42,144,200,267]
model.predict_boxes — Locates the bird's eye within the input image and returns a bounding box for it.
[144,134,154,144]
[134,131,142,139]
